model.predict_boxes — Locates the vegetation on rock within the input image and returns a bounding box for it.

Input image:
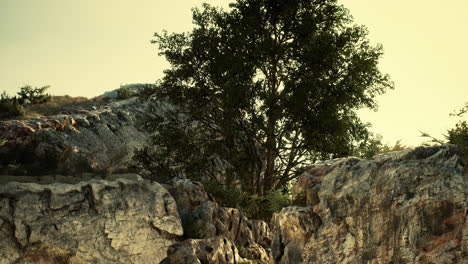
[135,0,393,202]
[421,102,467,158]
[0,91,25,119]
[17,85,51,105]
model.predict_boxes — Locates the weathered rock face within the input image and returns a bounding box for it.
[0,98,147,175]
[165,178,272,263]
[272,145,467,264]
[0,177,183,264]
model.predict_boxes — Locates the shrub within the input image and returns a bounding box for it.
[204,181,290,221]
[116,85,134,100]
[240,190,291,221]
[17,85,51,105]
[421,103,467,158]
[0,92,25,119]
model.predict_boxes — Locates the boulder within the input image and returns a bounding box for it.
[272,145,467,264]
[0,178,183,264]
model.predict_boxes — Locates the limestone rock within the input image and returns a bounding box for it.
[167,178,272,263]
[168,178,219,238]
[0,178,183,264]
[270,206,322,264]
[0,98,147,175]
[273,145,467,264]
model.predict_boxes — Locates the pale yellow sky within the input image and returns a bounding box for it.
[0,0,467,146]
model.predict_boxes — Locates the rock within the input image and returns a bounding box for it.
[270,206,322,264]
[168,178,219,238]
[0,178,183,264]
[217,207,272,249]
[0,98,147,175]
[291,163,330,206]
[164,236,250,264]
[168,178,272,263]
[273,145,467,264]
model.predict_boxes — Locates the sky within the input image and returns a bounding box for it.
[0,0,466,146]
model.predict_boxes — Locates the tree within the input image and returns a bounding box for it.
[137,0,393,195]
[17,85,51,104]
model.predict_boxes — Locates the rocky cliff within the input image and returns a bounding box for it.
[0,98,147,175]
[0,145,465,264]
[272,145,467,263]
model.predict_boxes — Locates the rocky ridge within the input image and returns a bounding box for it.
[0,98,147,175]
[0,145,465,264]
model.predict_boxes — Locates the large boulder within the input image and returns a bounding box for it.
[0,98,147,175]
[272,145,467,264]
[0,178,183,264]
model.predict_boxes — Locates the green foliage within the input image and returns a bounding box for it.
[204,181,290,221]
[0,91,25,119]
[203,181,244,208]
[353,133,407,158]
[240,190,291,221]
[17,85,51,104]
[137,0,392,195]
[116,85,135,100]
[420,102,467,158]
[0,138,7,146]
[446,121,467,158]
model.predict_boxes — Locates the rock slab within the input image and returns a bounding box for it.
[0,178,183,264]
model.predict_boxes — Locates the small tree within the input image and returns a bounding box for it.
[17,85,51,104]
[137,0,393,195]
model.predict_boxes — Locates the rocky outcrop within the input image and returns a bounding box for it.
[272,145,467,264]
[165,178,272,263]
[0,177,183,264]
[0,98,147,175]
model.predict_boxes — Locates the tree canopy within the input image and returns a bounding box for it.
[136,0,393,195]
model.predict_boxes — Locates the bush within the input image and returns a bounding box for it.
[204,181,290,221]
[17,85,51,104]
[116,85,135,100]
[0,92,25,119]
[240,190,291,221]
[421,103,467,158]
[353,133,407,158]
[447,121,467,158]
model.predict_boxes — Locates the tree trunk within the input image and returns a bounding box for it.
[263,118,276,194]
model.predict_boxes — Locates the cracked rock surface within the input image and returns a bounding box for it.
[0,98,147,175]
[272,145,467,264]
[0,178,182,264]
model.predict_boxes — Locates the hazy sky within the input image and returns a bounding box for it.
[0,0,466,146]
